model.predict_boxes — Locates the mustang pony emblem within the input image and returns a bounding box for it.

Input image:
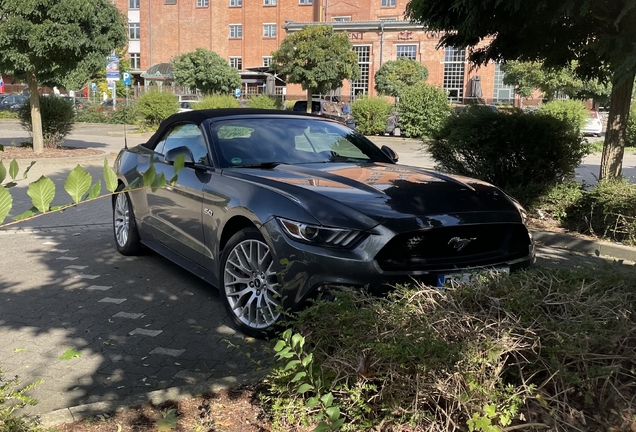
[448,236,477,252]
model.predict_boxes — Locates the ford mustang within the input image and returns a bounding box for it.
[112,109,534,337]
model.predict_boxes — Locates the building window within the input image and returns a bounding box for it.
[164,0,176,4]
[197,0,209,6]
[333,16,351,22]
[299,0,312,4]
[129,53,141,70]
[443,46,466,102]
[229,24,242,39]
[263,56,273,67]
[381,0,396,6]
[350,45,370,102]
[263,24,277,38]
[129,23,140,40]
[396,45,416,60]
[493,63,514,103]
[129,0,139,9]
[264,0,277,5]
[230,0,242,6]
[229,57,243,71]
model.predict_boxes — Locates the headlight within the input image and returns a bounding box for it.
[276,217,366,248]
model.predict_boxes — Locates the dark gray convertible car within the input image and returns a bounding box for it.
[113,109,534,337]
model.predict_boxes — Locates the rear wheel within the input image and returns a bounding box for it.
[113,186,142,256]
[220,227,281,338]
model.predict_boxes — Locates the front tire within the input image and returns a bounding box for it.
[113,186,142,256]
[220,227,281,338]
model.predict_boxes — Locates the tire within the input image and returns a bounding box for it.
[113,186,143,256]
[220,227,281,338]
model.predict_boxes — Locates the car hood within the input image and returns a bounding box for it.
[224,163,522,229]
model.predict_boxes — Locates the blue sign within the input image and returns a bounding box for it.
[107,82,114,90]
[122,72,131,86]
[106,55,120,81]
[91,82,97,91]
[234,88,241,98]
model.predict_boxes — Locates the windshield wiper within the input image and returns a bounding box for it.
[234,162,281,169]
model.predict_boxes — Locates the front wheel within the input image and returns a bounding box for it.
[113,186,142,256]
[220,227,281,338]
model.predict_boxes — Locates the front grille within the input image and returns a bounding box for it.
[375,223,531,271]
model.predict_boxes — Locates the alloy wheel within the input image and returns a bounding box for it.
[114,193,130,248]
[224,239,280,329]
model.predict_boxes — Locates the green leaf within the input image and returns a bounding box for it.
[291,371,306,383]
[58,349,82,360]
[104,158,118,192]
[12,208,37,221]
[282,328,293,340]
[483,404,497,419]
[273,340,286,352]
[22,161,36,179]
[27,176,56,213]
[321,392,334,408]
[0,160,6,184]
[297,383,313,393]
[156,408,179,431]
[302,352,313,367]
[3,182,17,188]
[151,172,166,192]
[284,359,301,371]
[50,205,64,211]
[313,422,331,432]
[173,153,185,176]
[88,180,102,200]
[332,418,345,430]
[13,348,27,353]
[64,165,92,204]
[291,333,304,349]
[326,406,340,423]
[143,163,156,187]
[0,144,3,151]
[0,186,13,224]
[305,396,320,409]
[124,177,141,190]
[9,159,18,180]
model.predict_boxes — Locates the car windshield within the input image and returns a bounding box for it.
[210,117,390,168]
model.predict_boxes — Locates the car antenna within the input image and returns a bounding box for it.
[123,122,128,149]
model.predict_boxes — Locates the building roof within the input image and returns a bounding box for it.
[141,63,174,80]
[282,20,427,32]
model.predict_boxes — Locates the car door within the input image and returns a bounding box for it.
[146,123,210,266]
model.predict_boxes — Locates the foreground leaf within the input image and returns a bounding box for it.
[23,161,36,179]
[104,158,118,192]
[12,207,37,221]
[27,176,56,213]
[9,159,18,180]
[143,163,156,187]
[0,185,13,224]
[65,165,92,203]
[151,172,166,192]
[88,180,102,200]
[173,154,185,176]
[58,349,82,360]
[156,409,179,431]
[0,160,6,183]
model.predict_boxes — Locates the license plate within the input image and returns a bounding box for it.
[436,267,510,288]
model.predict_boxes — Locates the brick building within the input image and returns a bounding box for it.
[112,0,517,104]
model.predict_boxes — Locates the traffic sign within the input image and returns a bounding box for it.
[234,88,241,98]
[91,82,97,91]
[106,55,120,81]
[122,72,131,86]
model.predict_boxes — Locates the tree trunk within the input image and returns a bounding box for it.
[306,88,313,114]
[599,71,635,181]
[26,72,44,154]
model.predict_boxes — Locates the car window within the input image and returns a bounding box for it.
[210,118,390,167]
[155,123,209,164]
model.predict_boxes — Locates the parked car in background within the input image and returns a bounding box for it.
[112,109,535,337]
[0,94,27,111]
[582,110,603,137]
[178,94,200,113]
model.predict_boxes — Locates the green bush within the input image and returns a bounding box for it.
[429,109,590,194]
[536,99,588,134]
[247,94,279,109]
[135,91,178,126]
[397,82,451,138]
[75,104,109,123]
[266,265,636,430]
[0,368,42,432]
[17,96,75,148]
[563,178,636,245]
[626,102,636,147]
[514,180,584,219]
[350,96,392,135]
[108,103,138,124]
[0,111,18,119]
[193,94,239,110]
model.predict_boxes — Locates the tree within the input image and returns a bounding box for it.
[374,58,429,97]
[171,48,242,95]
[272,25,360,112]
[405,0,636,180]
[501,61,611,106]
[0,0,127,154]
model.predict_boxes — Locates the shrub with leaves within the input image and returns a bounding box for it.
[17,96,75,148]
[193,95,240,110]
[397,82,451,138]
[0,368,42,432]
[429,109,590,194]
[265,265,636,431]
[0,111,17,120]
[374,58,429,97]
[626,102,636,147]
[350,96,392,135]
[536,99,588,134]
[247,94,279,109]
[135,91,178,126]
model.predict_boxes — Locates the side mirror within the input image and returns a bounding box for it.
[164,146,194,165]
[381,145,399,163]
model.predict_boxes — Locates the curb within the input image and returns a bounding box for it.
[531,230,636,262]
[38,370,268,428]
